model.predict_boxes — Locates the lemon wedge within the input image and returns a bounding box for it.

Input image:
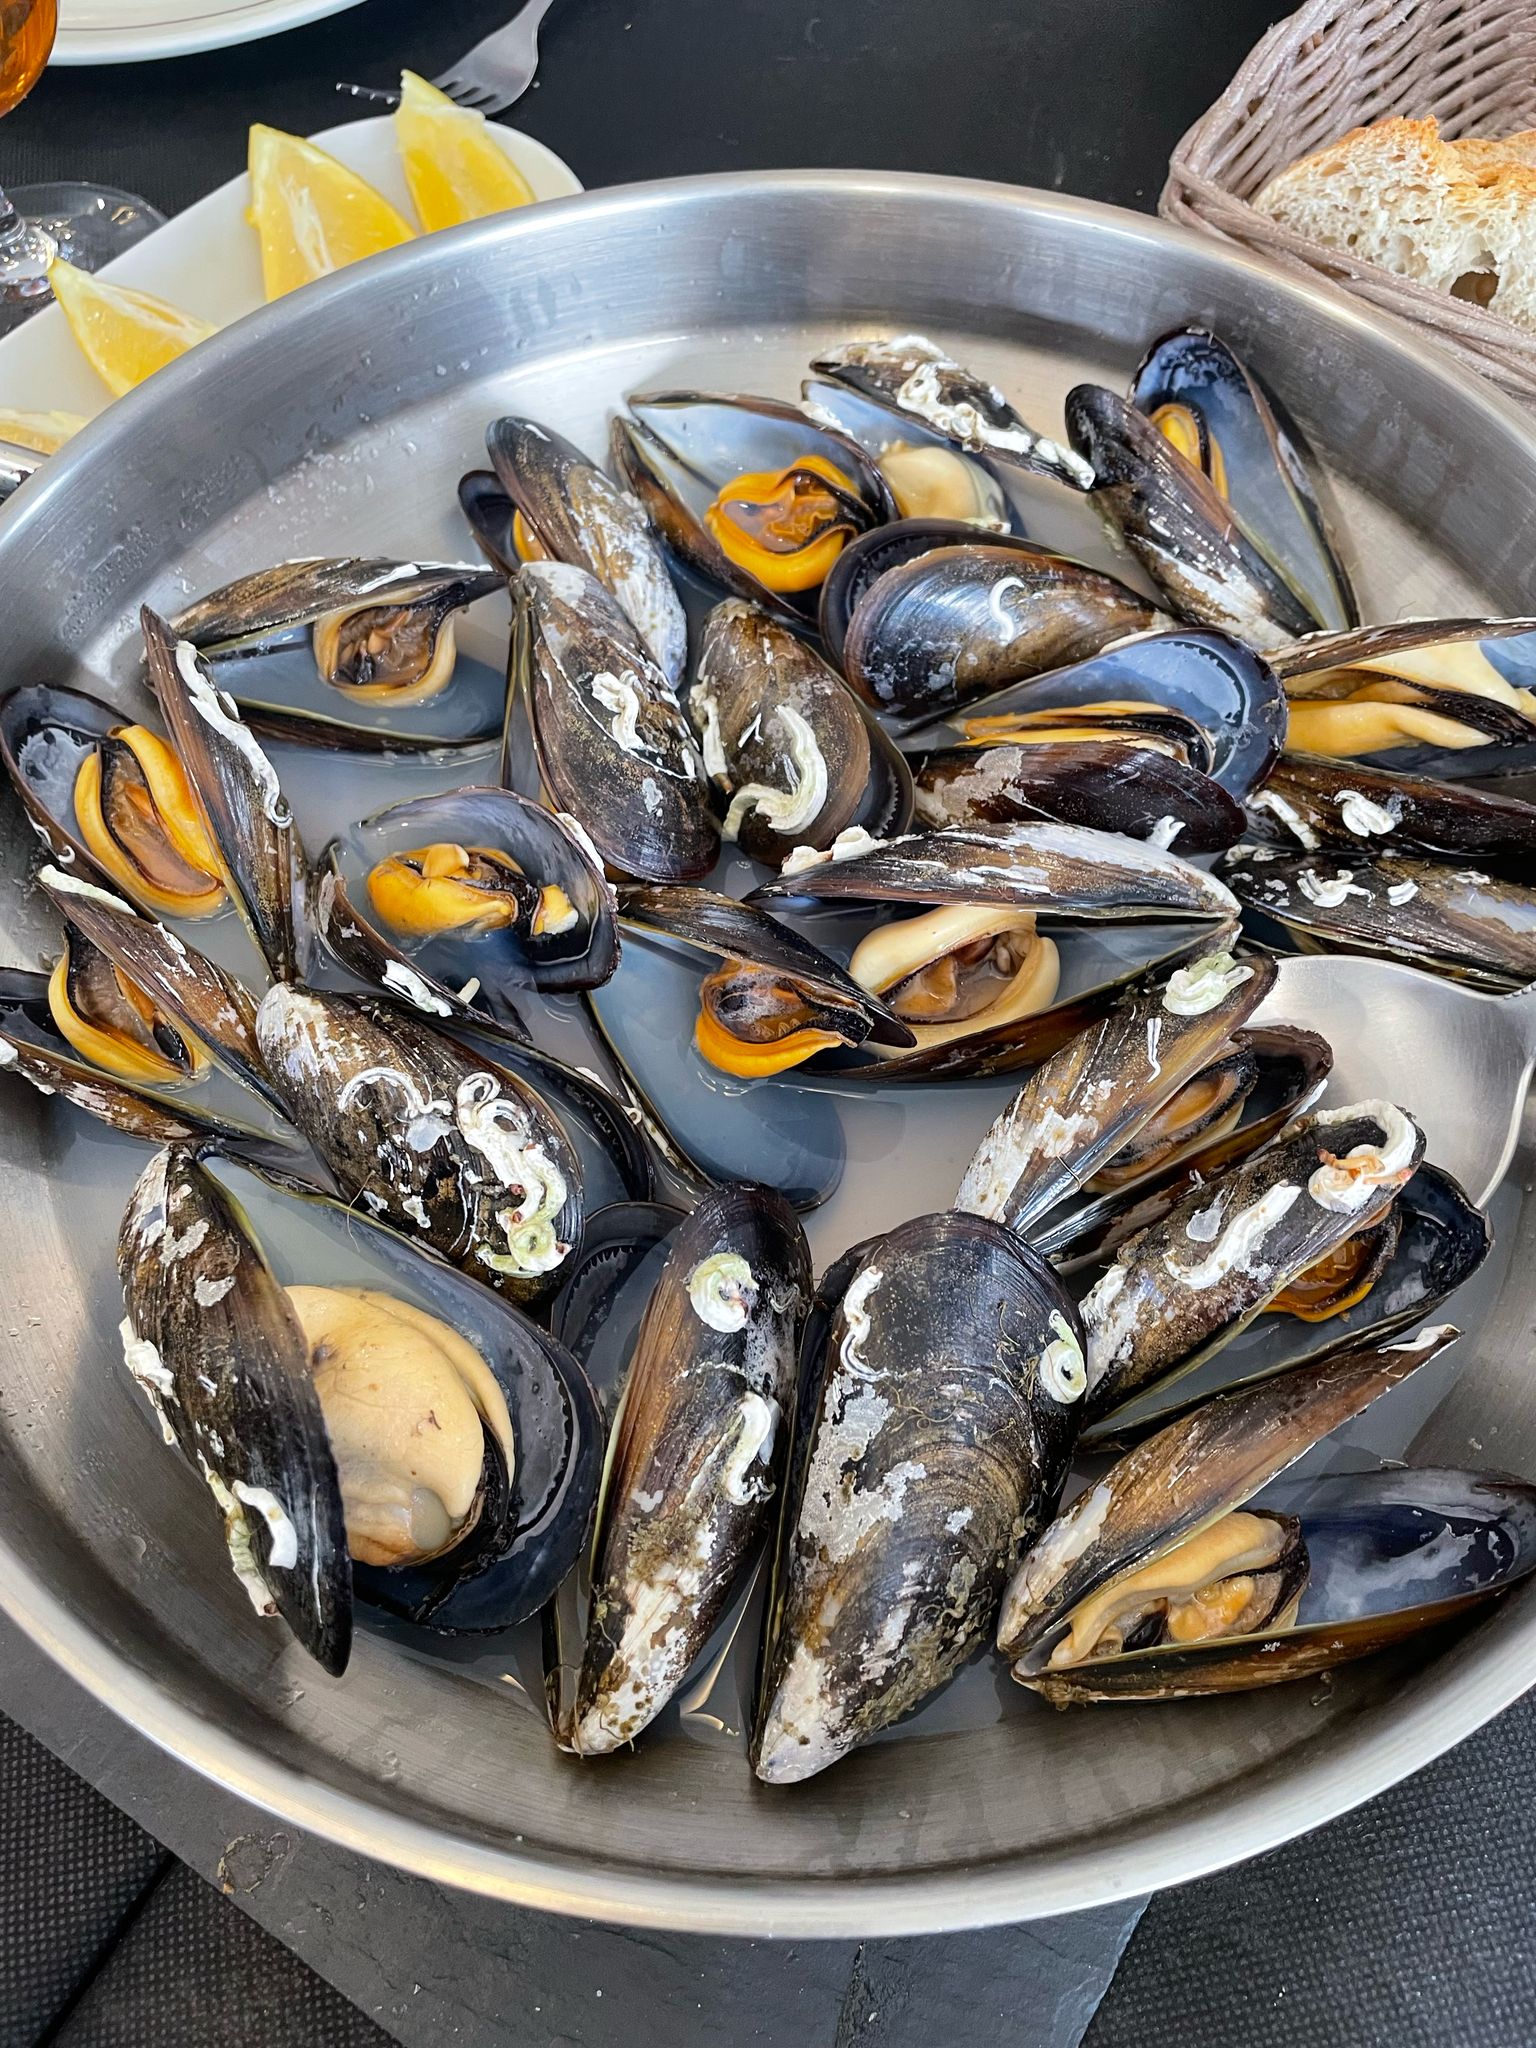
[0,408,90,454]
[47,261,218,399]
[395,70,537,231]
[247,124,415,300]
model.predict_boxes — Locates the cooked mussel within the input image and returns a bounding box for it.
[0,680,226,921]
[809,334,1095,490]
[817,520,1051,668]
[485,415,687,681]
[1130,328,1357,633]
[1245,751,1536,879]
[48,916,206,1088]
[573,1183,811,1754]
[751,1212,1087,1783]
[837,541,1160,722]
[611,392,894,620]
[914,739,1245,854]
[799,375,1015,530]
[690,599,912,866]
[1066,383,1321,649]
[1076,1100,1425,1423]
[316,784,619,1011]
[998,1328,1536,1702]
[510,561,717,884]
[1274,617,1536,768]
[117,1146,601,1667]
[255,985,583,1304]
[956,944,1274,1234]
[1221,846,1536,991]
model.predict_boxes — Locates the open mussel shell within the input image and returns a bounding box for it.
[1130,328,1357,634]
[1037,1021,1334,1263]
[691,599,912,867]
[317,785,619,1008]
[0,679,228,922]
[1066,384,1322,650]
[996,1325,1463,1681]
[572,1183,811,1754]
[957,945,1275,1235]
[1221,845,1536,991]
[119,1146,601,1656]
[0,964,290,1158]
[817,520,1048,668]
[914,738,1244,854]
[510,560,718,884]
[838,542,1160,724]
[35,864,287,1117]
[587,890,865,1209]
[485,415,687,683]
[912,628,1288,798]
[751,1212,1087,1784]
[809,334,1095,490]
[611,392,895,622]
[799,376,1016,534]
[1245,751,1536,878]
[1274,617,1536,774]
[1080,1160,1490,1450]
[254,986,584,1305]
[168,557,507,752]
[142,608,307,985]
[1075,1101,1428,1426]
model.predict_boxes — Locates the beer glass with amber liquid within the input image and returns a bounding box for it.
[0,0,160,326]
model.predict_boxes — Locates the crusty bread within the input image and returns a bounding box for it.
[1255,115,1536,332]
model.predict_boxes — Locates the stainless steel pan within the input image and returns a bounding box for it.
[2,171,1533,1936]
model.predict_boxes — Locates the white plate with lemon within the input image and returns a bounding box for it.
[0,76,581,446]
[56,0,369,67]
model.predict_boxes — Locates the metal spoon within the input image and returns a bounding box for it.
[1253,953,1536,1207]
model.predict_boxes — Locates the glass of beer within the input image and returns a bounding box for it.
[0,0,163,328]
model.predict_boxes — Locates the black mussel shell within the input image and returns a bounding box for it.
[911,629,1287,799]
[1130,328,1357,634]
[486,415,687,683]
[818,520,1049,668]
[317,784,619,1004]
[752,1211,1087,1783]
[573,1183,811,1753]
[1081,1161,1492,1450]
[510,561,718,884]
[997,1326,1457,1670]
[956,944,1275,1235]
[170,557,502,659]
[611,392,895,623]
[691,599,911,867]
[254,986,584,1306]
[1222,845,1536,991]
[799,378,1016,536]
[1245,751,1536,879]
[839,541,1160,723]
[914,738,1245,854]
[809,335,1095,489]
[1076,1102,1426,1424]
[1066,383,1320,650]
[459,468,519,577]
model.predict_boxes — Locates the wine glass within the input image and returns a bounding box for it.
[0,0,164,330]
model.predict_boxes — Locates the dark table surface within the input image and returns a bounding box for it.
[5,2,1536,2044]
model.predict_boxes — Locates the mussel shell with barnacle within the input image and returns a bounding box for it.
[170,557,508,752]
[1244,749,1536,880]
[116,1146,601,1668]
[751,1211,1087,1784]
[997,1329,1536,1703]
[751,819,1242,1081]
[609,389,895,622]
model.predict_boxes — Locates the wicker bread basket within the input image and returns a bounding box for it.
[1163,0,1536,400]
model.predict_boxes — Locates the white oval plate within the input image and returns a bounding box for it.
[55,0,367,65]
[0,116,583,421]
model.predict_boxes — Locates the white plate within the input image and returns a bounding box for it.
[0,116,583,420]
[54,0,367,65]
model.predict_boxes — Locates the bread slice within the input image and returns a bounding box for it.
[1255,115,1536,331]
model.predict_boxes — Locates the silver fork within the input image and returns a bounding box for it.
[337,0,558,120]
